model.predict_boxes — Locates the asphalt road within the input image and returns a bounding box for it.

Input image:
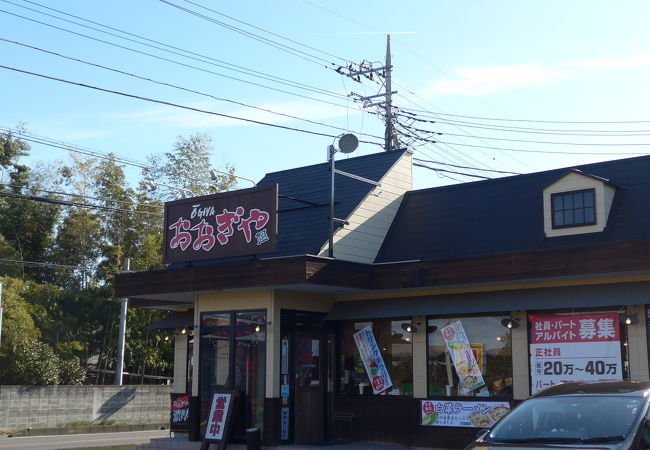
[0,429,170,449]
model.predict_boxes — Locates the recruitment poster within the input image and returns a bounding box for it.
[353,326,393,394]
[440,321,485,393]
[530,312,622,394]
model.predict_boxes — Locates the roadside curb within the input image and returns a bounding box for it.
[8,422,168,437]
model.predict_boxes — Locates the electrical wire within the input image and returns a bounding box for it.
[397,109,650,135]
[0,38,383,141]
[391,81,535,172]
[177,0,350,63]
[431,140,650,155]
[0,181,163,210]
[3,0,348,100]
[1,127,149,169]
[400,107,650,125]
[0,258,116,273]
[412,158,521,175]
[0,189,163,217]
[0,64,384,147]
[0,7,352,107]
[413,161,490,180]
[158,0,340,69]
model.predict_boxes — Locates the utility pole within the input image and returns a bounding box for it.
[115,258,130,385]
[384,35,394,152]
[347,34,398,151]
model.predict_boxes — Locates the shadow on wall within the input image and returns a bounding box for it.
[96,388,136,422]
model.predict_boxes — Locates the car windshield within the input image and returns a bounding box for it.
[486,395,643,444]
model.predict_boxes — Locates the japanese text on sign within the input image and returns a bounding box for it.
[353,326,393,394]
[164,185,277,264]
[421,400,510,428]
[440,321,485,393]
[170,394,190,430]
[205,393,232,441]
[530,312,622,394]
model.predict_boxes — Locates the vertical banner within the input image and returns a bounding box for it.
[530,312,622,394]
[353,326,393,394]
[440,321,485,393]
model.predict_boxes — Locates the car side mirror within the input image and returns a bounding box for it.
[476,429,490,440]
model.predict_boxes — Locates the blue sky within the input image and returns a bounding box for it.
[2,0,650,190]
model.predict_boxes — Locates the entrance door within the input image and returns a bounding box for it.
[293,329,325,443]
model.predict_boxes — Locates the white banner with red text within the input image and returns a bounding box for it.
[529,312,622,394]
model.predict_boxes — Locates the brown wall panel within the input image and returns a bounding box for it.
[334,396,477,448]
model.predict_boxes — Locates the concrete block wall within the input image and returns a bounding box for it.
[0,385,171,432]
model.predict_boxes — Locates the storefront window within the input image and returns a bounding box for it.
[338,318,413,396]
[200,310,266,431]
[427,315,512,398]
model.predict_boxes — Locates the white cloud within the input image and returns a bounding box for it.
[565,51,650,71]
[115,98,361,129]
[426,64,563,97]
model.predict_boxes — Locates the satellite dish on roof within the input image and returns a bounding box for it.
[337,133,358,154]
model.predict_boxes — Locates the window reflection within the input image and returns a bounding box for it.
[338,318,413,396]
[427,316,513,397]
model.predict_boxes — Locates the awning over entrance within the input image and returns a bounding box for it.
[147,310,194,330]
[325,281,650,320]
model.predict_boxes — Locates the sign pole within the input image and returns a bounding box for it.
[0,281,3,348]
[115,258,130,385]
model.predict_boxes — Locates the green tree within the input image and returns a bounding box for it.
[0,129,60,280]
[143,133,236,200]
[0,277,41,350]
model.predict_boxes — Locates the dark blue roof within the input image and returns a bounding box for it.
[376,154,650,263]
[177,150,406,268]
[259,150,406,257]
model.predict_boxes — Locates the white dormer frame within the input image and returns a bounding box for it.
[543,171,617,238]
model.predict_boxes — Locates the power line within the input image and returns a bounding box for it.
[0,258,116,273]
[413,162,490,180]
[177,0,350,64]
[431,140,650,155]
[412,158,521,175]
[158,0,340,69]
[397,109,650,135]
[4,0,348,100]
[0,189,163,217]
[438,132,650,147]
[0,38,383,141]
[0,7,352,107]
[392,82,535,172]
[0,181,163,210]
[0,64,384,147]
[0,127,149,169]
[400,107,650,125]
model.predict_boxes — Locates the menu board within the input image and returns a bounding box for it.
[421,400,510,428]
[353,326,393,394]
[530,312,622,394]
[440,321,485,393]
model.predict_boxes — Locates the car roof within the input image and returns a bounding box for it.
[533,381,650,398]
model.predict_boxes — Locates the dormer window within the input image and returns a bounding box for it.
[551,189,596,229]
[543,170,617,238]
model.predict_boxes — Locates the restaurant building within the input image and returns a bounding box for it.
[117,150,650,448]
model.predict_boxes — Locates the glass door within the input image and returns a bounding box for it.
[293,329,325,443]
[199,310,266,440]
